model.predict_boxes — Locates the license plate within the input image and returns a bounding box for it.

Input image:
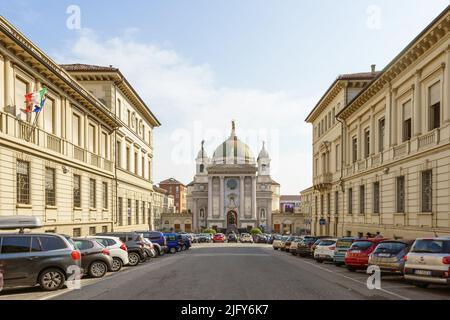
[351,250,361,254]
[414,270,432,276]
[378,253,391,258]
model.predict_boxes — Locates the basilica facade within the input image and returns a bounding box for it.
[186,122,280,233]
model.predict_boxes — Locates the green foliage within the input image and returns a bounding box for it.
[202,228,217,235]
[250,228,262,235]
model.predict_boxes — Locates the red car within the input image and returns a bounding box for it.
[213,233,226,243]
[345,238,388,271]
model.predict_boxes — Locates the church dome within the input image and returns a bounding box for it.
[212,121,255,165]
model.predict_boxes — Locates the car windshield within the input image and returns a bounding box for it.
[303,239,316,245]
[319,240,336,246]
[374,242,407,254]
[336,239,354,248]
[350,241,373,251]
[411,240,450,254]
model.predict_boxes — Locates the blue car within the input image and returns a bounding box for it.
[164,233,182,254]
[180,234,191,250]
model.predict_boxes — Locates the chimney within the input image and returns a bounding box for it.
[371,64,376,74]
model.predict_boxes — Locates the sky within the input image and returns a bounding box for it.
[1,0,449,194]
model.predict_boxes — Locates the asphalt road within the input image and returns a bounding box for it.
[1,243,450,300]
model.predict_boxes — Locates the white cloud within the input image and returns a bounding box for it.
[55,29,316,194]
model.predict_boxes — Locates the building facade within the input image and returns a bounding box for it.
[187,121,280,233]
[153,185,175,231]
[159,178,187,213]
[272,195,308,235]
[307,7,450,239]
[61,64,161,232]
[0,17,160,236]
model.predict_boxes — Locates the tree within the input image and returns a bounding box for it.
[202,228,217,235]
[250,228,262,235]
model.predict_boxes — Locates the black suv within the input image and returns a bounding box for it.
[0,233,81,291]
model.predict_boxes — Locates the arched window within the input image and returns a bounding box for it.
[200,164,205,173]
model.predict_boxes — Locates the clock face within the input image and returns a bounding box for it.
[227,179,238,190]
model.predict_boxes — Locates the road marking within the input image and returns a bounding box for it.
[283,254,411,300]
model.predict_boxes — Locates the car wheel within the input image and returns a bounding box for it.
[273,248,278,250]
[111,258,123,272]
[38,268,65,291]
[182,245,187,251]
[291,252,297,256]
[176,246,182,252]
[159,249,165,257]
[88,261,108,278]
[170,247,177,254]
[316,259,323,264]
[414,283,430,289]
[128,252,140,266]
[347,267,356,272]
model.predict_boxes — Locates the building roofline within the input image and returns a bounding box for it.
[61,64,161,127]
[337,4,450,120]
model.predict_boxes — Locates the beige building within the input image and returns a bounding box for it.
[306,7,450,239]
[61,64,161,232]
[0,17,160,236]
[272,195,308,235]
[153,185,175,231]
[300,187,314,234]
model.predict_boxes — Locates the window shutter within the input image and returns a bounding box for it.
[429,82,440,106]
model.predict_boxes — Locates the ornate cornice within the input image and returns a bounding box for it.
[338,9,450,120]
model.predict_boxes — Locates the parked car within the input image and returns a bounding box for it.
[180,234,192,250]
[213,233,226,243]
[227,233,238,243]
[142,238,157,258]
[272,235,284,250]
[0,216,81,292]
[314,239,338,263]
[87,236,129,272]
[254,234,268,244]
[197,234,212,243]
[136,231,167,256]
[345,238,388,271]
[267,234,280,245]
[72,238,113,278]
[334,237,359,266]
[289,238,303,255]
[310,236,331,256]
[240,233,254,243]
[368,240,414,274]
[404,237,450,288]
[284,236,301,252]
[164,233,182,254]
[296,237,319,257]
[97,232,146,266]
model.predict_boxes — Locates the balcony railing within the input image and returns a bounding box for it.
[46,133,61,153]
[1,111,114,173]
[313,173,333,191]
[418,129,439,150]
[393,142,409,158]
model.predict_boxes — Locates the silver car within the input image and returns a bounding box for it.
[404,237,450,288]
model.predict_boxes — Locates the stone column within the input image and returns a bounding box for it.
[240,176,245,222]
[193,200,198,232]
[4,56,13,110]
[391,88,398,146]
[413,70,422,136]
[252,177,257,221]
[385,89,392,148]
[443,47,450,124]
[370,109,375,155]
[208,176,213,219]
[357,119,362,160]
[219,176,224,220]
